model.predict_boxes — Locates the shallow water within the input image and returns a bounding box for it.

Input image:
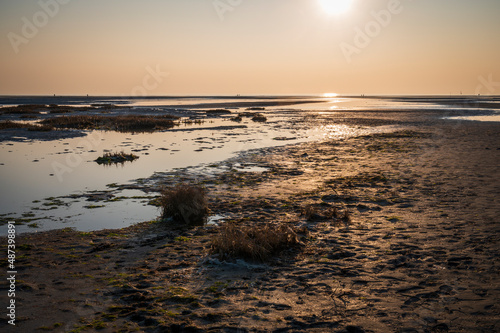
[446,114,500,122]
[284,97,449,111]
[1,95,498,234]
[0,110,324,234]
[0,123,399,234]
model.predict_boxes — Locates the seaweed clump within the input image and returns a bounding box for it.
[95,152,139,165]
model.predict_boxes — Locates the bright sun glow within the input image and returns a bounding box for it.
[323,93,338,98]
[319,0,352,15]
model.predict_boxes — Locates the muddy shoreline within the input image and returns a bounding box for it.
[0,109,499,332]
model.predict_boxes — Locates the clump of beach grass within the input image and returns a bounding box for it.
[160,184,209,226]
[210,222,299,262]
[95,151,139,165]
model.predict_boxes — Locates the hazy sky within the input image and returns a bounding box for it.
[1,0,499,96]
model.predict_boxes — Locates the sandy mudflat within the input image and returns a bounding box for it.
[1,111,499,332]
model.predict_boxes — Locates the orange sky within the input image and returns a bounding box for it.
[1,0,499,96]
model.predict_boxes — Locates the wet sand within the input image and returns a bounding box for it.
[1,110,499,332]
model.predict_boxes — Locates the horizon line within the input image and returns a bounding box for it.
[1,94,499,98]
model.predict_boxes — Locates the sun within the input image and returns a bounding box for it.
[318,0,353,15]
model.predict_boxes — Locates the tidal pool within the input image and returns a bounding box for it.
[0,111,324,234]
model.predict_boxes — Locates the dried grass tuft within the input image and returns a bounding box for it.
[210,222,299,262]
[160,185,209,226]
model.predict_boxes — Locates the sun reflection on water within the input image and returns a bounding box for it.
[322,93,338,98]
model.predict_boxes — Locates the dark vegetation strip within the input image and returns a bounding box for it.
[40,115,179,132]
[0,104,122,115]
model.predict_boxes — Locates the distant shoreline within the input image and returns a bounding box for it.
[2,94,499,110]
